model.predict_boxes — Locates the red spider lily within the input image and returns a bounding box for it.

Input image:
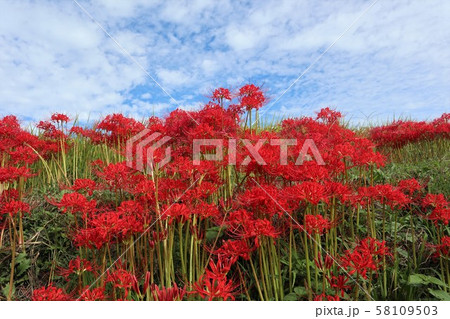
[73,203,145,248]
[314,293,341,301]
[211,88,232,104]
[192,275,237,301]
[51,113,70,123]
[430,236,450,259]
[58,256,95,280]
[106,262,135,298]
[130,271,152,297]
[398,178,423,203]
[285,181,329,206]
[355,184,410,209]
[95,162,138,193]
[398,178,422,195]
[0,189,19,202]
[314,253,334,270]
[369,115,450,148]
[325,181,352,203]
[422,194,449,225]
[95,113,145,146]
[150,283,186,301]
[226,210,279,246]
[215,239,252,261]
[193,201,220,220]
[162,203,191,224]
[7,146,39,165]
[32,284,71,301]
[5,87,450,302]
[341,237,390,279]
[37,120,67,141]
[238,184,285,218]
[0,166,35,183]
[327,274,352,297]
[304,214,332,235]
[316,107,342,125]
[78,286,106,301]
[238,84,266,111]
[48,192,97,219]
[69,178,97,196]
[0,200,30,217]
[205,257,237,281]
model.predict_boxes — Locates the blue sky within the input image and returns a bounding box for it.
[0,0,449,125]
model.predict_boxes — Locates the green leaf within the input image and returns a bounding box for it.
[2,284,14,299]
[205,226,225,241]
[408,274,448,288]
[283,292,298,301]
[15,253,31,277]
[428,289,450,301]
[294,286,307,297]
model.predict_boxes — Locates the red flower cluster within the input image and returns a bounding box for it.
[341,237,390,279]
[32,284,70,301]
[192,257,237,301]
[369,113,450,148]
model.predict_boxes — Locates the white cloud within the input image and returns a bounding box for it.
[157,68,191,87]
[0,0,449,124]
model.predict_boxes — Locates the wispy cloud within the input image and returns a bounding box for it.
[0,0,449,124]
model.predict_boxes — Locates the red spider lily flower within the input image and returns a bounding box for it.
[150,283,186,301]
[211,88,232,104]
[314,293,341,301]
[341,237,390,279]
[32,284,71,301]
[162,203,191,224]
[239,184,285,218]
[192,275,237,301]
[193,201,220,220]
[51,113,70,123]
[227,210,279,247]
[316,107,342,125]
[398,178,422,195]
[238,84,266,111]
[0,200,30,217]
[78,286,106,301]
[7,145,39,165]
[422,194,449,225]
[106,262,135,298]
[285,181,329,206]
[355,184,410,209]
[325,181,352,204]
[215,239,252,261]
[117,200,147,224]
[314,252,334,270]
[73,226,109,250]
[327,274,352,297]
[369,115,450,148]
[130,271,152,297]
[37,120,67,140]
[48,192,97,218]
[430,236,450,259]
[95,113,145,146]
[58,256,95,280]
[0,166,35,183]
[205,257,236,281]
[70,178,97,196]
[0,189,19,202]
[304,214,332,235]
[95,162,137,193]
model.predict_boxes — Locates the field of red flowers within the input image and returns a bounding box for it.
[0,85,449,301]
